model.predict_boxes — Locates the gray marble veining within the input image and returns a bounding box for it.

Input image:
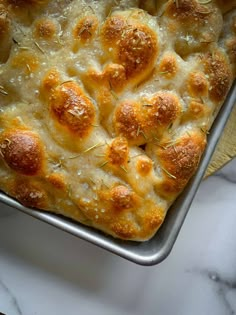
[0,279,22,315]
[187,269,236,315]
[0,160,236,315]
[207,271,236,315]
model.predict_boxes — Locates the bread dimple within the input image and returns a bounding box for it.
[0,0,235,241]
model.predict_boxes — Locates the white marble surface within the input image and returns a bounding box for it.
[0,159,236,315]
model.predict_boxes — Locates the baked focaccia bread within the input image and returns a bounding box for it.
[0,0,235,241]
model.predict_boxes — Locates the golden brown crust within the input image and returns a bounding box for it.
[41,68,61,93]
[138,205,165,239]
[187,72,209,97]
[73,16,98,42]
[101,14,158,83]
[144,92,182,130]
[203,50,232,102]
[110,220,138,239]
[114,100,144,144]
[110,185,135,211]
[47,173,66,190]
[49,81,95,137]
[136,157,153,176]
[0,130,44,176]
[0,0,235,241]
[107,137,129,167]
[181,101,210,122]
[11,51,39,74]
[156,133,206,198]
[33,18,57,39]
[159,53,178,79]
[12,179,48,208]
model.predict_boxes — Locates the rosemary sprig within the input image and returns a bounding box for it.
[19,46,31,50]
[34,41,45,54]
[68,154,80,160]
[162,166,177,179]
[88,5,95,14]
[200,127,210,134]
[153,136,160,142]
[88,177,96,185]
[120,165,128,173]
[26,64,31,72]
[60,80,73,86]
[174,0,179,9]
[109,80,118,100]
[99,161,109,168]
[12,37,19,45]
[165,140,177,148]
[140,130,148,140]
[136,125,141,137]
[197,0,212,4]
[168,122,174,134]
[0,86,8,96]
[68,143,103,159]
[159,71,169,75]
[83,142,103,153]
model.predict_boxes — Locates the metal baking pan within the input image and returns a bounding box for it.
[0,80,235,266]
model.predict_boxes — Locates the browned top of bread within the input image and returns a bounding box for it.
[0,0,235,241]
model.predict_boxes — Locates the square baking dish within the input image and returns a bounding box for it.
[0,81,235,266]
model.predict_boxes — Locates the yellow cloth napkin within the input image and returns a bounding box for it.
[206,104,236,177]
